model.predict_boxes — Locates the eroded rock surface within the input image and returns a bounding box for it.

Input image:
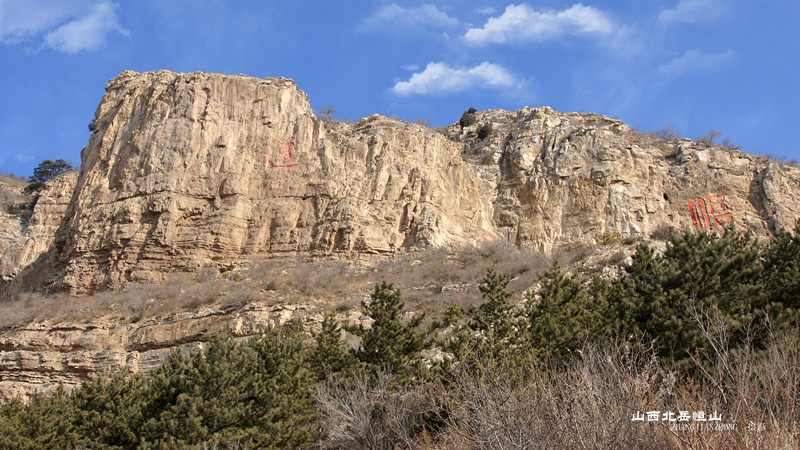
[446,107,799,253]
[44,70,495,293]
[0,172,77,284]
[6,71,800,294]
[2,70,799,401]
[0,299,366,402]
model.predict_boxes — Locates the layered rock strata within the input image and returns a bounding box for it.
[5,70,799,294]
[1,70,799,401]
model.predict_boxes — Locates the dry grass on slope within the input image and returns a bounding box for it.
[0,241,551,329]
[315,329,800,449]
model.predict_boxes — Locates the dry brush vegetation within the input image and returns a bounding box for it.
[1,227,798,449]
[0,240,551,329]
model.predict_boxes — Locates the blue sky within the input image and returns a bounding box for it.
[1,0,798,177]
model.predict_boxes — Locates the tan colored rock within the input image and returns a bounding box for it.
[0,299,335,402]
[43,70,495,293]
[7,71,800,294]
[447,107,800,253]
[2,71,800,401]
[0,172,77,283]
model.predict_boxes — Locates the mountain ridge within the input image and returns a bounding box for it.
[1,69,799,402]
[1,69,799,296]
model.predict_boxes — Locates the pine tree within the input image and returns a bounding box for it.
[311,313,356,381]
[348,281,430,378]
[525,262,600,362]
[24,159,74,194]
[619,229,766,368]
[69,372,149,448]
[763,224,800,331]
[471,266,519,349]
[139,329,315,447]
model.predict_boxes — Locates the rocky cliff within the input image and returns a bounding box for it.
[1,69,799,401]
[4,70,799,295]
[0,295,364,402]
[450,107,800,252]
[12,70,497,294]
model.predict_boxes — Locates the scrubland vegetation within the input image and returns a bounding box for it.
[0,240,549,327]
[1,227,798,448]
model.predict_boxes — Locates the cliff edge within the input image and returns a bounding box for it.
[3,70,799,295]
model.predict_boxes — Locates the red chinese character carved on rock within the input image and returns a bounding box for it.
[689,194,733,230]
[266,137,298,170]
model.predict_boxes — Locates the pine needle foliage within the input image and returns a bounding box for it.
[347,281,431,379]
[24,159,74,194]
[525,262,606,362]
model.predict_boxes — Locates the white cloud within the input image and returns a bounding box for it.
[360,4,459,32]
[45,1,127,53]
[464,3,615,45]
[658,49,734,75]
[392,61,517,96]
[0,0,127,52]
[475,6,497,15]
[402,63,420,71]
[659,0,725,24]
[0,0,88,41]
[15,153,36,163]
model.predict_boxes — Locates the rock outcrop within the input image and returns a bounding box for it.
[0,298,366,402]
[0,172,77,283]
[39,70,495,294]
[2,70,799,401]
[447,107,800,253]
[5,70,799,294]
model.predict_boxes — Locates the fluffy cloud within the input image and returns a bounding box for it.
[392,61,517,96]
[45,1,128,53]
[658,49,734,75]
[0,0,127,52]
[360,4,459,32]
[464,3,615,45]
[0,0,87,42]
[659,0,725,24]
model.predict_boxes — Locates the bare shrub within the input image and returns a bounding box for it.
[413,119,433,128]
[315,105,338,123]
[553,243,598,265]
[650,223,677,241]
[431,341,674,449]
[599,231,620,245]
[313,372,430,449]
[649,125,681,141]
[697,130,722,146]
[763,153,800,168]
[683,308,800,448]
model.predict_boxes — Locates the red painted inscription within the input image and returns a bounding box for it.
[688,194,734,230]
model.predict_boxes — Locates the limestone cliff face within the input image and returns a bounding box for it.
[448,107,800,253]
[0,172,77,284]
[51,70,495,293]
[4,70,799,295]
[2,69,800,401]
